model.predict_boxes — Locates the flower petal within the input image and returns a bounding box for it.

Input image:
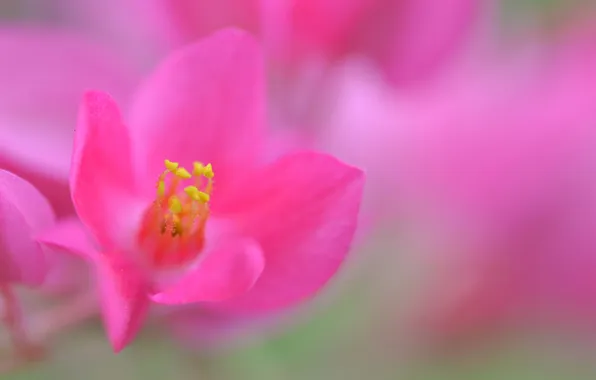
[213,151,365,313]
[72,91,146,250]
[35,218,98,293]
[262,0,377,61]
[35,218,98,260]
[151,238,264,304]
[128,28,266,189]
[36,219,149,352]
[156,0,260,47]
[261,127,313,164]
[373,0,480,86]
[0,170,55,285]
[96,251,150,352]
[0,28,138,216]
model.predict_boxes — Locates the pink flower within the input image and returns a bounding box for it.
[318,15,596,341]
[395,23,596,339]
[0,27,139,217]
[54,0,481,86]
[37,28,364,352]
[0,169,55,286]
[263,0,483,85]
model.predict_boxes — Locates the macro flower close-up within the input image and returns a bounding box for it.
[37,29,364,352]
[3,1,596,379]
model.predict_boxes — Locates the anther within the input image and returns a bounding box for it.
[203,164,214,179]
[168,196,182,214]
[184,186,201,201]
[198,191,210,203]
[164,160,179,172]
[139,158,216,268]
[193,162,205,176]
[175,168,192,179]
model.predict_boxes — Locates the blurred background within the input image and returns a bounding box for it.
[2,0,596,379]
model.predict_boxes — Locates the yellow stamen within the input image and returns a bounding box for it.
[203,163,214,179]
[198,191,210,203]
[193,162,205,176]
[175,168,192,179]
[139,159,216,268]
[184,186,201,201]
[164,160,179,172]
[168,196,182,214]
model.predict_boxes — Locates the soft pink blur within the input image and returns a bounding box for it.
[0,169,55,286]
[319,13,596,342]
[49,0,482,87]
[0,28,139,217]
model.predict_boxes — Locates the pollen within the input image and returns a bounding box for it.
[193,162,205,176]
[175,167,192,179]
[203,163,214,179]
[198,191,210,202]
[184,185,201,201]
[138,159,215,268]
[164,159,179,172]
[168,196,182,214]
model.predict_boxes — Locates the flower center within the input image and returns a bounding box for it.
[137,159,214,268]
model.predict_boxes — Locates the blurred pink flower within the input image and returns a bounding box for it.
[417,19,596,340]
[37,29,364,352]
[392,19,596,340]
[57,0,482,86]
[319,16,596,341]
[0,169,55,286]
[155,0,260,45]
[263,0,482,85]
[0,27,139,217]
